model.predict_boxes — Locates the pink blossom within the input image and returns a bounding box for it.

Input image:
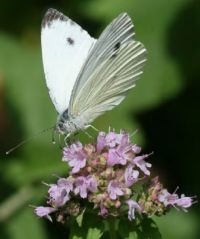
[132,145,141,154]
[74,176,97,198]
[35,206,57,222]
[96,132,106,152]
[107,180,124,200]
[57,178,73,193]
[175,194,193,209]
[48,184,70,207]
[158,189,178,206]
[99,205,108,217]
[86,175,98,193]
[96,131,129,153]
[47,178,73,207]
[158,189,194,211]
[127,200,141,221]
[105,132,125,148]
[63,142,87,173]
[107,134,129,166]
[132,154,152,175]
[125,165,139,187]
[74,176,88,198]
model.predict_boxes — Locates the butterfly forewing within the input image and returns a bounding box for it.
[41,8,96,114]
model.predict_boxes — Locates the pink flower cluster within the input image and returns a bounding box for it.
[138,177,195,216]
[35,131,194,223]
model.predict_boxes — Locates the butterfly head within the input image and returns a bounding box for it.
[56,109,78,135]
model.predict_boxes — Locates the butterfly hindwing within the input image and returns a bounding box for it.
[69,13,146,123]
[41,8,96,114]
[69,13,135,103]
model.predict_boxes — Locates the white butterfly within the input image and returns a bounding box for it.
[41,8,146,137]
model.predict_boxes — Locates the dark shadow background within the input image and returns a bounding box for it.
[137,0,200,205]
[136,1,200,237]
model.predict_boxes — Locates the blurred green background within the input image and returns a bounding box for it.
[0,0,199,238]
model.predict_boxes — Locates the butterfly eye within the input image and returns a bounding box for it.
[57,122,65,132]
[62,109,69,119]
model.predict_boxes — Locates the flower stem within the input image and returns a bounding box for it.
[107,218,117,239]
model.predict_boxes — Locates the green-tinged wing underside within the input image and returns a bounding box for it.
[69,13,146,123]
[69,13,135,96]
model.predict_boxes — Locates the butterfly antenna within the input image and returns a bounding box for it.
[52,127,56,144]
[6,126,55,155]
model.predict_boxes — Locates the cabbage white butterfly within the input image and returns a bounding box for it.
[41,8,146,137]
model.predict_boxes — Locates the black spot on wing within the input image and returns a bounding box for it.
[67,37,74,45]
[114,42,121,51]
[111,42,121,58]
[42,8,68,28]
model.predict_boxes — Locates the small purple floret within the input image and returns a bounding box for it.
[132,145,141,154]
[99,205,108,217]
[132,154,152,175]
[74,176,97,198]
[107,134,129,166]
[86,175,98,193]
[125,165,139,187]
[96,132,106,152]
[63,142,87,173]
[48,178,73,207]
[175,194,194,209]
[74,176,88,198]
[127,200,141,221]
[96,131,129,153]
[48,184,69,207]
[35,206,56,222]
[158,189,178,206]
[107,180,124,200]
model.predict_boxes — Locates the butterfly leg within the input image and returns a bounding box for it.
[88,124,99,132]
[82,130,93,139]
[58,134,65,149]
[64,133,71,145]
[67,133,78,144]
[108,126,116,132]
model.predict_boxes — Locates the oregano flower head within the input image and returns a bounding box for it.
[34,131,194,223]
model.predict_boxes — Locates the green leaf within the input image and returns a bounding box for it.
[76,208,86,227]
[71,236,82,239]
[118,218,138,239]
[69,212,104,239]
[138,217,162,239]
[118,217,162,239]
[86,228,103,239]
[127,232,138,239]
